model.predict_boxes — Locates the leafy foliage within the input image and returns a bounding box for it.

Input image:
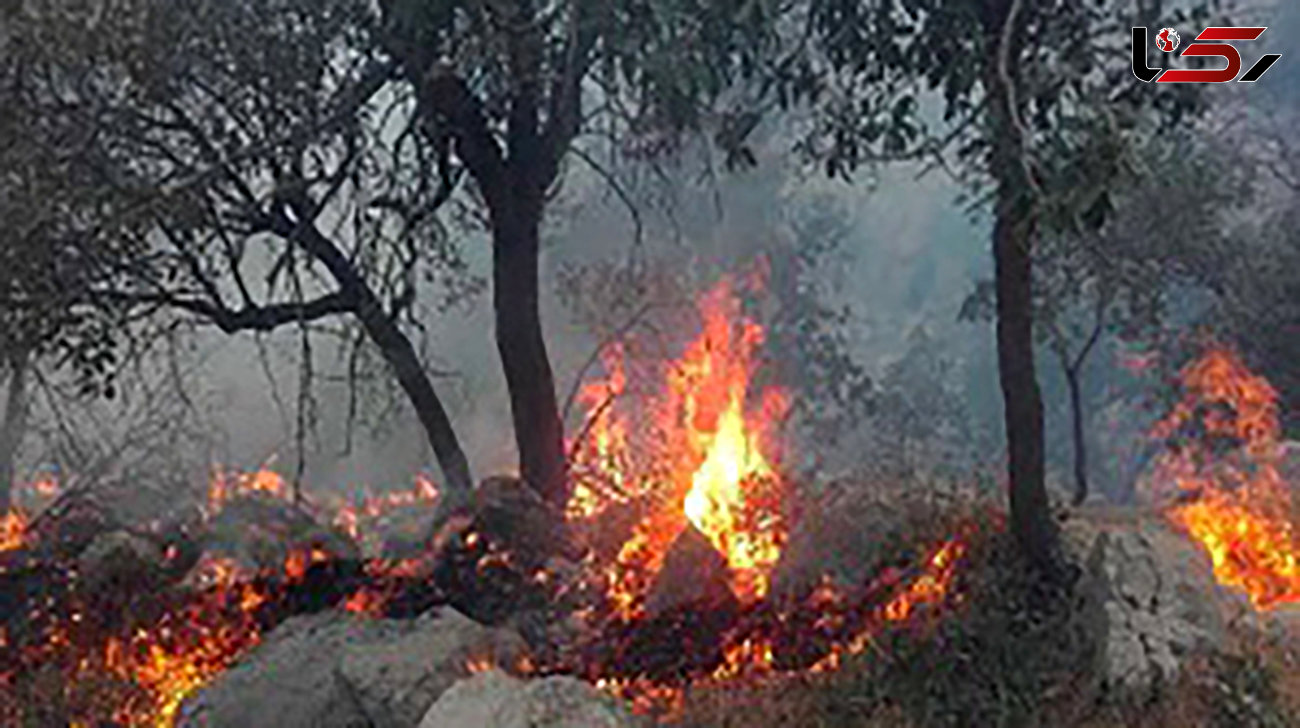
[765,196,875,458]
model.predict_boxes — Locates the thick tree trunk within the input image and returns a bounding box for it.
[0,350,30,513]
[490,196,568,509]
[1065,366,1088,506]
[992,204,1055,564]
[983,0,1057,567]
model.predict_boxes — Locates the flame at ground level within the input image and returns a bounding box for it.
[4,265,983,726]
[568,266,788,614]
[0,466,443,727]
[585,530,972,718]
[1156,345,1300,609]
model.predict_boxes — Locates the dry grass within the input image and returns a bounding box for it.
[661,481,1300,728]
[668,666,913,728]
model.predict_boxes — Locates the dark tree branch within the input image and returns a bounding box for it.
[539,2,597,187]
[419,68,508,208]
[105,289,356,333]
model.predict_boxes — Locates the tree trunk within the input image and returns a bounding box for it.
[983,0,1057,567]
[291,222,474,507]
[490,195,568,509]
[1065,366,1088,506]
[353,292,474,503]
[992,202,1055,564]
[0,350,30,513]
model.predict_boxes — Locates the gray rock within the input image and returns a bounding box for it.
[644,523,736,619]
[417,670,643,728]
[202,494,360,576]
[178,608,526,728]
[337,608,527,728]
[177,611,385,728]
[77,529,164,594]
[1071,516,1233,698]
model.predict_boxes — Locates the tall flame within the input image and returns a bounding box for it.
[568,265,789,611]
[1154,345,1300,609]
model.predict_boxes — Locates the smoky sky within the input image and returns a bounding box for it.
[10,0,1298,506]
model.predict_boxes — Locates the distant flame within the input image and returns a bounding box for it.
[1155,345,1300,609]
[0,509,27,552]
[1,474,62,552]
[2,463,449,727]
[206,462,289,514]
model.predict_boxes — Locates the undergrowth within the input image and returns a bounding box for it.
[669,489,1300,728]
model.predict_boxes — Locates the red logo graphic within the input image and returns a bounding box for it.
[1132,26,1282,83]
[1156,28,1180,52]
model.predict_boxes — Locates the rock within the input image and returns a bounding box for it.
[379,506,438,561]
[178,608,526,728]
[417,670,643,728]
[432,476,580,626]
[337,609,527,728]
[644,524,736,619]
[77,529,164,595]
[469,477,579,565]
[1068,514,1235,698]
[177,611,384,728]
[614,525,739,683]
[202,494,360,576]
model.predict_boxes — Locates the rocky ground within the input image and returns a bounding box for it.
[171,498,1285,726]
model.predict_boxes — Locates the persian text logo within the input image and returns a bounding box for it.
[1132,26,1282,83]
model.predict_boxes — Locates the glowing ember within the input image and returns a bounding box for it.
[811,535,967,673]
[1154,345,1300,609]
[206,462,289,514]
[0,508,27,551]
[465,654,495,674]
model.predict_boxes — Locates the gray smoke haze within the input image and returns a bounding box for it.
[9,0,1298,509]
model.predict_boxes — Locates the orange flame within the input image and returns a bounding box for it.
[0,509,27,552]
[1155,345,1300,609]
[1,475,62,552]
[811,535,967,673]
[206,462,289,514]
[567,267,789,613]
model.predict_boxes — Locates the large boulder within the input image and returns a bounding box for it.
[202,494,360,576]
[338,609,527,728]
[178,608,526,728]
[417,670,643,728]
[177,611,385,728]
[1065,510,1239,697]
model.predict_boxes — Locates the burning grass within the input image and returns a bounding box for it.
[0,466,447,727]
[1,267,987,726]
[1152,345,1300,609]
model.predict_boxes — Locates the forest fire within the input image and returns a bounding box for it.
[1154,345,1300,609]
[567,269,789,615]
[558,269,973,713]
[0,270,975,726]
[0,464,439,727]
[0,509,26,552]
